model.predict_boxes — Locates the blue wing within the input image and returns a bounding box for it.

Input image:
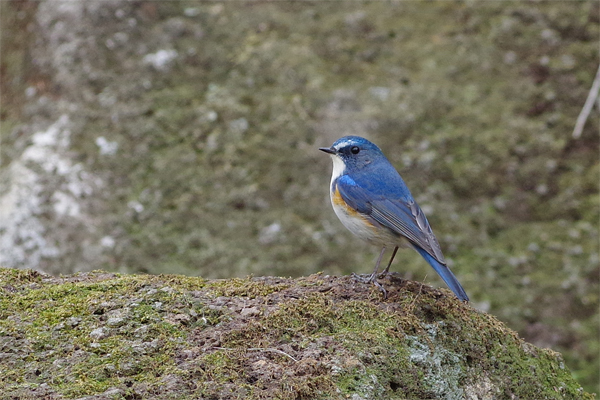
[336,173,469,301]
[335,174,445,265]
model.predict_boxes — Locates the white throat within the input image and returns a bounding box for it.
[329,155,346,186]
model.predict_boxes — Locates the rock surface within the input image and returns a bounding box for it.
[0,268,593,399]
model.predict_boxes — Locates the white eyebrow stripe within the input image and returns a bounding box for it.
[333,139,355,150]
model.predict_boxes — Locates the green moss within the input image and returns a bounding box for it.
[0,269,220,398]
[0,270,594,399]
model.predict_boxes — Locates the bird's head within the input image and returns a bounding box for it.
[319,136,385,173]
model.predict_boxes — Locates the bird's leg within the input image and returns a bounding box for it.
[352,247,386,284]
[368,247,387,281]
[379,246,399,278]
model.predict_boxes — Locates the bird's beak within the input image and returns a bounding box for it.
[319,147,336,155]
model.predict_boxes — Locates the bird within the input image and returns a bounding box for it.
[319,136,469,301]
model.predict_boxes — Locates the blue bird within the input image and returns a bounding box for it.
[319,136,469,301]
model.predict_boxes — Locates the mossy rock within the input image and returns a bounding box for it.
[0,268,592,399]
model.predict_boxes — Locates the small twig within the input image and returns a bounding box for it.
[408,274,426,311]
[210,346,298,362]
[573,64,600,139]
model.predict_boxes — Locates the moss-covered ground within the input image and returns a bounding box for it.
[0,268,593,399]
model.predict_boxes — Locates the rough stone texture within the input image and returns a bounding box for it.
[0,1,598,394]
[0,268,594,399]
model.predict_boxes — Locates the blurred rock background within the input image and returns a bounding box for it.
[0,1,598,394]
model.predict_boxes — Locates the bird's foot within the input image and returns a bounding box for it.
[351,272,388,299]
[351,272,374,283]
[377,270,390,280]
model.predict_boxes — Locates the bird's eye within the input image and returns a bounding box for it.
[350,146,360,154]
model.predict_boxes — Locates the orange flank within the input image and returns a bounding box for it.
[332,185,358,215]
[331,183,383,244]
[331,183,401,246]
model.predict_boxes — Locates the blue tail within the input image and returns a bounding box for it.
[413,246,469,302]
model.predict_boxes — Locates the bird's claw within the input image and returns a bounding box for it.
[351,272,374,283]
[351,272,388,299]
[377,270,390,280]
[372,279,388,299]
